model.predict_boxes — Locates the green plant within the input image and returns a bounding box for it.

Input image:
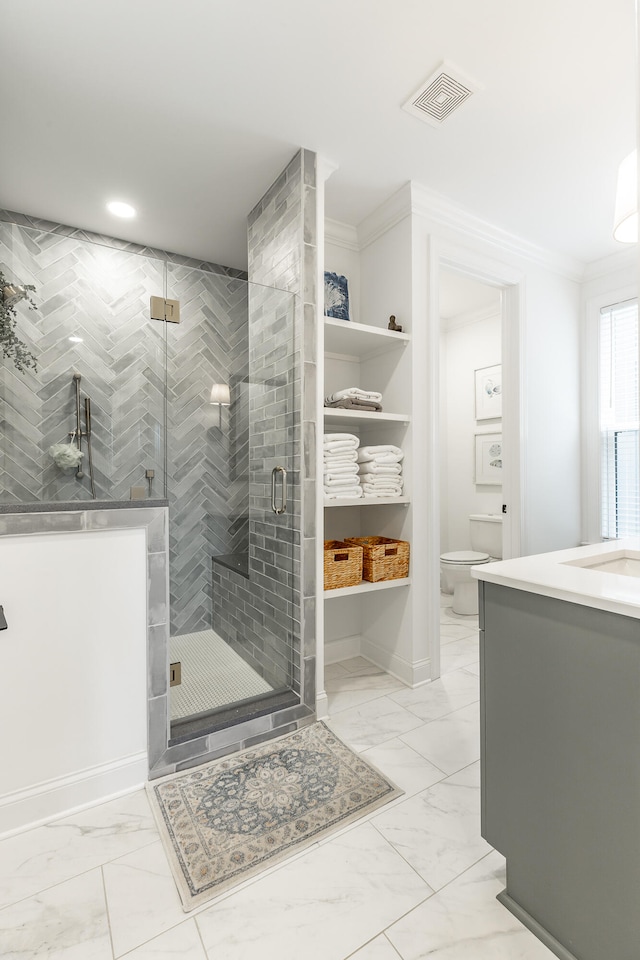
[0,269,38,373]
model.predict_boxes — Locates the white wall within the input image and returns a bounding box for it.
[0,528,148,835]
[440,310,503,553]
[522,264,582,554]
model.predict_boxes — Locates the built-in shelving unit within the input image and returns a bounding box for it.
[324,409,411,426]
[324,317,410,358]
[324,577,411,599]
[324,495,410,507]
[321,263,417,683]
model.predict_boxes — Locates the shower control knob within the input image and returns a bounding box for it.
[0,605,7,630]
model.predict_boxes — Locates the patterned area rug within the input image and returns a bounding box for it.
[147,721,402,910]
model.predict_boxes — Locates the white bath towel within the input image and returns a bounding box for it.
[362,486,403,496]
[324,466,359,480]
[357,445,404,463]
[324,442,360,456]
[324,475,363,487]
[358,462,402,476]
[323,433,359,445]
[361,478,403,491]
[324,487,363,499]
[360,473,404,485]
[326,387,383,403]
[323,450,358,464]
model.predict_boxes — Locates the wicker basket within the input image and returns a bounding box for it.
[344,536,410,582]
[324,540,363,590]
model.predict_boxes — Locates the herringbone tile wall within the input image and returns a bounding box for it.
[165,263,251,635]
[0,218,253,638]
[0,220,167,504]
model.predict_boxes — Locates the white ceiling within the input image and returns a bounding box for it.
[0,0,636,272]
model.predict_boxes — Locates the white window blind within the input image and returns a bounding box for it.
[599,298,639,539]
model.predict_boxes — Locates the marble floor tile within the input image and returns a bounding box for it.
[326,670,405,696]
[360,737,446,798]
[327,685,393,715]
[373,763,492,891]
[339,656,387,675]
[440,622,479,644]
[400,703,480,776]
[326,696,424,752]
[123,919,207,959]
[439,634,479,674]
[390,668,478,723]
[350,935,403,959]
[0,789,158,909]
[386,851,556,959]
[324,662,350,681]
[196,822,433,960]
[103,840,187,958]
[464,661,480,677]
[0,867,112,960]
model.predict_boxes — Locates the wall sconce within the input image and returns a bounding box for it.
[613,149,638,243]
[210,383,230,427]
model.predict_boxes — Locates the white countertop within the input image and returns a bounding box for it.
[472,538,640,620]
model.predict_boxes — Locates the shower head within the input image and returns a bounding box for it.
[2,284,29,310]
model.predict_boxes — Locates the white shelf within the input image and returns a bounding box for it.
[324,317,409,360]
[324,409,410,426]
[324,496,410,507]
[324,577,411,599]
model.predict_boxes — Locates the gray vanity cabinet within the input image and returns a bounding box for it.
[479,581,640,960]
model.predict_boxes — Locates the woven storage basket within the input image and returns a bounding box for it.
[344,536,410,582]
[324,540,363,590]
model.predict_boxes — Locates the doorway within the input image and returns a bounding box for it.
[426,245,524,682]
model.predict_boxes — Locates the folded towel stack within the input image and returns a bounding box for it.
[324,433,362,499]
[324,387,383,412]
[357,444,404,498]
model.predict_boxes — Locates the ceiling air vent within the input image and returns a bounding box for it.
[402,62,481,128]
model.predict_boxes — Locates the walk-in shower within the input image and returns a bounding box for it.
[0,215,303,752]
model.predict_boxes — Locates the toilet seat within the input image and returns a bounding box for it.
[440,550,489,565]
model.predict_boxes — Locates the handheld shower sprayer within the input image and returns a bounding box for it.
[70,373,96,499]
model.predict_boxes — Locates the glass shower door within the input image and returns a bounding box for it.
[164,266,299,739]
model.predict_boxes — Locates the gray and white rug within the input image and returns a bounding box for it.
[147,721,402,910]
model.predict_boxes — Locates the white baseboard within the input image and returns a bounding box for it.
[324,634,362,664]
[0,752,148,838]
[315,691,329,720]
[360,636,431,688]
[323,633,430,688]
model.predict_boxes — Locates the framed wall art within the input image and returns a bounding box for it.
[475,364,502,420]
[475,432,503,485]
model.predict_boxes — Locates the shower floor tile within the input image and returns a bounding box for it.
[169,629,273,720]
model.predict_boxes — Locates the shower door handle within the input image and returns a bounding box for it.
[271,466,287,515]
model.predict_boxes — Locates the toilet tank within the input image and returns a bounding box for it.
[469,514,503,559]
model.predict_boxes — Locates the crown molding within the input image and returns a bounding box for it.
[356,184,413,250]
[353,181,587,282]
[324,218,359,251]
[582,244,639,282]
[316,156,339,184]
[409,183,586,282]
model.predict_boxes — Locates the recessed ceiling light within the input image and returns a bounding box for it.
[107,200,136,218]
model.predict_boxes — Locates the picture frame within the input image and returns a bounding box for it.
[475,432,503,485]
[475,364,502,420]
[324,272,350,321]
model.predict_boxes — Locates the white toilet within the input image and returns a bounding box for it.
[440,514,503,615]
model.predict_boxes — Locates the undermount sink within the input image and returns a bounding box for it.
[564,550,640,578]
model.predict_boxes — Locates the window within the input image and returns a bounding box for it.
[599,298,639,538]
